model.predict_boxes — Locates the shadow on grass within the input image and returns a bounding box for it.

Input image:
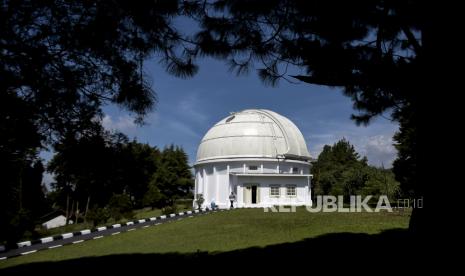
[2,229,424,272]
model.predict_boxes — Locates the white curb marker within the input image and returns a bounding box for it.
[21,250,37,255]
[62,233,73,239]
[111,232,120,235]
[17,241,32,247]
[41,237,54,243]
[72,240,84,244]
[93,236,103,239]
[49,245,63,249]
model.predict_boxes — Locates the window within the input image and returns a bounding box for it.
[292,167,299,174]
[286,185,296,197]
[270,185,280,197]
[225,115,235,123]
[249,165,258,171]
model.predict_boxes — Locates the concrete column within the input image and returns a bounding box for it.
[227,165,231,194]
[194,170,198,200]
[214,166,219,204]
[203,168,207,205]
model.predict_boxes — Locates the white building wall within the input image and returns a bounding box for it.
[197,171,203,194]
[215,165,228,205]
[206,166,215,204]
[42,215,67,230]
[235,175,310,207]
[194,159,312,209]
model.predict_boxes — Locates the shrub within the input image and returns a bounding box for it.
[195,194,204,210]
[86,207,111,227]
[108,194,134,222]
[162,204,178,216]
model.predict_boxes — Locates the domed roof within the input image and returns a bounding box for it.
[196,109,311,163]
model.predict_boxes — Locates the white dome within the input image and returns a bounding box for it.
[196,109,311,163]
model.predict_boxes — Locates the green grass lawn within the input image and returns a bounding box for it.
[33,205,191,239]
[0,208,411,270]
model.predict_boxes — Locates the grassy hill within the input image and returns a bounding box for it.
[1,208,412,271]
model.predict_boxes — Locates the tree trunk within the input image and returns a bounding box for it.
[407,4,432,237]
[84,196,91,222]
[65,194,70,225]
[75,201,79,223]
[69,200,75,225]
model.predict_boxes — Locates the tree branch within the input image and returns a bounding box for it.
[401,27,421,54]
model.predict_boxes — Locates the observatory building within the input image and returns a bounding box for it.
[193,109,313,209]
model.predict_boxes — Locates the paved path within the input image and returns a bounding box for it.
[0,209,218,260]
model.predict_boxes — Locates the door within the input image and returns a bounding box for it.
[243,184,259,205]
[251,186,257,204]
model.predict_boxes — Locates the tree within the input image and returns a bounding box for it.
[143,182,163,210]
[48,126,128,210]
[86,206,111,227]
[185,0,424,232]
[312,139,365,197]
[150,145,193,207]
[48,127,166,213]
[1,0,199,243]
[1,1,201,136]
[361,167,400,202]
[312,139,400,204]
[123,141,161,208]
[0,158,49,245]
[108,194,134,222]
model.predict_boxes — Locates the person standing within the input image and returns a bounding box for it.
[229,192,236,208]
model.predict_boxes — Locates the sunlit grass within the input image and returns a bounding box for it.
[0,208,410,269]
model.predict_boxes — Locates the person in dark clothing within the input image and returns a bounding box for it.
[229,192,236,208]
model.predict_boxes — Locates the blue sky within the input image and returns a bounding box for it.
[42,55,398,186]
[40,17,399,187]
[101,57,399,168]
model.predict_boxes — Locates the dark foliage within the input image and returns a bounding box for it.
[312,139,400,203]
[1,0,196,244]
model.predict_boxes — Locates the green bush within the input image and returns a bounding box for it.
[86,207,111,227]
[108,194,134,222]
[161,205,178,216]
[195,194,204,210]
[175,198,193,210]
[4,209,35,246]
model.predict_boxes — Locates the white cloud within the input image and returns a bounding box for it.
[177,93,208,123]
[101,114,137,134]
[303,114,399,168]
[168,120,200,138]
[361,135,397,168]
[307,131,398,168]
